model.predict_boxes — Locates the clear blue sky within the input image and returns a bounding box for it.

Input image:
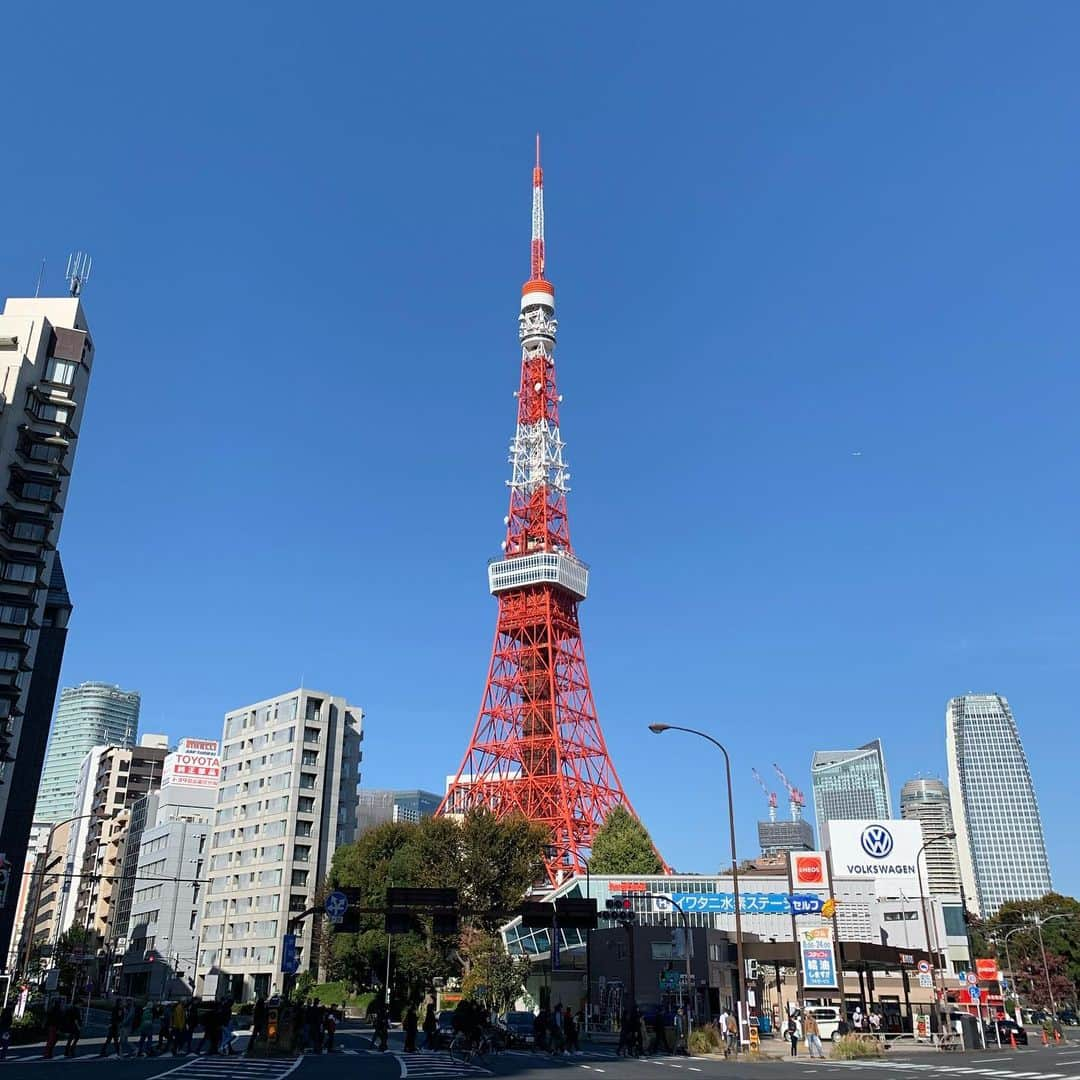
[3,3,1077,895]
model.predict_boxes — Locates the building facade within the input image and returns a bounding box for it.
[0,294,99,964]
[35,682,140,823]
[900,777,961,897]
[757,817,815,857]
[811,739,892,832]
[357,788,441,833]
[196,689,362,1002]
[946,694,1052,916]
[70,738,169,948]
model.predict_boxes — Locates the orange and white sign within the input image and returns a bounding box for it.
[975,958,999,982]
[162,737,221,788]
[791,851,830,889]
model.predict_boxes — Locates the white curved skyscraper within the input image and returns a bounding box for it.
[946,694,1051,916]
[900,777,961,896]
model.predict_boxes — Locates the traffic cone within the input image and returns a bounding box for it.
[1010,1031,1017,1049]
[1054,1030,1062,1044]
[1042,1029,1049,1046]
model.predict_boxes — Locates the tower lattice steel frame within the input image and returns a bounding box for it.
[439,139,650,885]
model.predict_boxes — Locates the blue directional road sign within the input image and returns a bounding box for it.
[325,890,349,922]
[281,933,298,974]
[969,985,981,1002]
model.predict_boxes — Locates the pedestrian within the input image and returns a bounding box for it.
[43,998,63,1058]
[324,1008,337,1053]
[100,999,123,1057]
[550,1003,565,1054]
[869,1010,882,1037]
[137,1001,157,1056]
[403,1004,418,1052]
[725,1011,739,1058]
[183,1000,197,1054]
[786,1013,800,1057]
[674,1007,687,1055]
[249,997,268,1056]
[119,998,137,1058]
[852,1006,863,1032]
[156,1004,169,1052]
[804,1009,825,1059]
[650,1010,670,1055]
[63,1004,82,1057]
[0,1004,12,1060]
[564,1008,578,1054]
[617,1008,634,1057]
[170,1000,186,1055]
[373,1001,389,1052]
[423,1002,437,1050]
[635,1008,648,1057]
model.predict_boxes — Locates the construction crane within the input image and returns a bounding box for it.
[773,762,806,821]
[751,768,778,822]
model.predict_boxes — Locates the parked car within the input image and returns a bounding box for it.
[501,1011,536,1048]
[1057,1010,1078,1027]
[436,1010,457,1048]
[986,1019,1028,1046]
[803,1006,842,1041]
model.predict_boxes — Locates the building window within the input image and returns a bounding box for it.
[0,605,29,626]
[301,750,318,767]
[12,521,48,542]
[2,562,37,583]
[44,358,78,386]
[297,797,315,814]
[29,400,72,425]
[291,869,308,887]
[0,651,22,672]
[299,773,316,790]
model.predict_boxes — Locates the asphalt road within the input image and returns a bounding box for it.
[0,1024,1074,1080]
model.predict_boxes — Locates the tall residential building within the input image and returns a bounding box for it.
[900,777,962,896]
[946,694,1052,917]
[811,739,892,834]
[35,682,140,822]
[357,788,441,834]
[0,292,97,964]
[196,689,362,1002]
[119,739,219,998]
[69,737,169,948]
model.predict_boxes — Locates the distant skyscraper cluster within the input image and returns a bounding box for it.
[801,698,1052,917]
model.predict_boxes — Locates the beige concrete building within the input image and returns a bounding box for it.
[196,689,362,1002]
[71,738,169,947]
[0,292,94,963]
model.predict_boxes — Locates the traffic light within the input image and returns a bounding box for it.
[519,901,555,929]
[555,897,598,930]
[385,911,421,935]
[603,897,635,922]
[432,912,459,937]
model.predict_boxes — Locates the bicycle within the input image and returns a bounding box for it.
[449,1029,494,1066]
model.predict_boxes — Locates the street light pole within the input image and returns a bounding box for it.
[1031,913,1075,1020]
[1000,926,1028,1025]
[648,724,746,1040]
[915,831,955,1034]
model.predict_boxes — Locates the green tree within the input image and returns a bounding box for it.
[588,805,664,875]
[54,926,93,998]
[326,809,547,1003]
[460,930,530,1013]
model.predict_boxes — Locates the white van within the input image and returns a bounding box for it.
[803,1006,842,1041]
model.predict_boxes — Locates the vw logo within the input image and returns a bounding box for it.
[860,824,894,859]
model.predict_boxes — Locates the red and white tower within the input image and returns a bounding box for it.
[439,138,648,885]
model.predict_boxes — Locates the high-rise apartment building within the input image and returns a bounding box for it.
[35,682,140,823]
[0,292,97,964]
[900,777,962,896]
[811,739,892,833]
[196,689,362,1003]
[70,737,169,947]
[357,788,441,834]
[946,694,1052,916]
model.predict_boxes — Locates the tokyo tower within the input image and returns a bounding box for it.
[439,138,647,885]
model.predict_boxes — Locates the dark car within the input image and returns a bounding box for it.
[501,1012,536,1048]
[986,1019,1028,1046]
[1057,1010,1078,1027]
[436,1010,457,1048]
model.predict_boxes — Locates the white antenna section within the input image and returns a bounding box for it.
[65,251,92,297]
[34,258,46,298]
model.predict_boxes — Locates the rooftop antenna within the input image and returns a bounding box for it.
[65,251,92,297]
[34,258,46,298]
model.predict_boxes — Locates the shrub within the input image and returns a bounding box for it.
[830,1034,883,1059]
[689,1026,722,1054]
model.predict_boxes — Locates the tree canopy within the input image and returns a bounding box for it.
[970,892,1080,1010]
[587,805,664,875]
[325,807,547,1004]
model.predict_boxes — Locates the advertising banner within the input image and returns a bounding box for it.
[162,737,221,788]
[826,820,923,896]
[790,851,830,891]
[801,926,838,989]
[670,892,828,915]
